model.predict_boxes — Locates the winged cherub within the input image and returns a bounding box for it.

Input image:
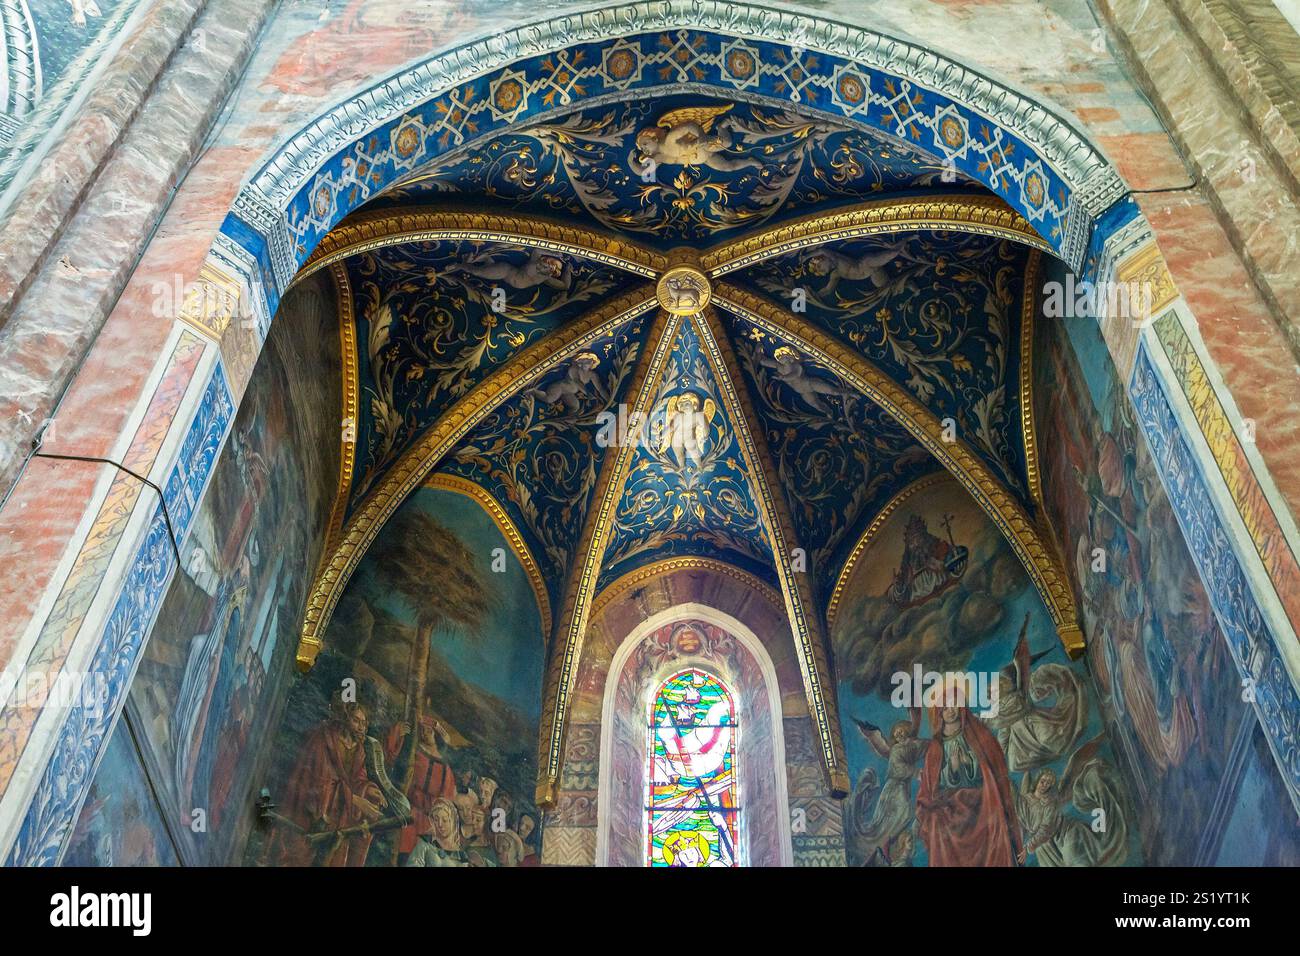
[630,104,764,174]
[760,346,855,415]
[528,352,602,414]
[654,392,718,470]
[444,248,572,291]
[802,239,919,297]
[1014,736,1129,866]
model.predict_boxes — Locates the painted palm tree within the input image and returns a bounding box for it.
[368,505,492,792]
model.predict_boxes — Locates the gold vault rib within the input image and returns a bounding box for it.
[536,308,682,806]
[290,208,668,287]
[700,194,1052,275]
[694,306,850,796]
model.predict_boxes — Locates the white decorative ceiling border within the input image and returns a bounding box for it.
[230,0,1124,282]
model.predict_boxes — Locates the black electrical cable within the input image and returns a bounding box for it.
[32,449,183,568]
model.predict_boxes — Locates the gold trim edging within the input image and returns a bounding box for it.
[825,472,953,631]
[1020,251,1044,513]
[590,556,785,620]
[536,309,681,806]
[290,208,668,288]
[695,306,850,795]
[700,194,1052,275]
[326,264,359,554]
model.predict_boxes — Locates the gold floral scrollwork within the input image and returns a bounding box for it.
[289,207,669,288]
[1116,242,1178,318]
[699,194,1052,276]
[713,283,1084,658]
[296,286,659,671]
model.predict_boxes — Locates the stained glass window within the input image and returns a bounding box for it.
[645,668,739,867]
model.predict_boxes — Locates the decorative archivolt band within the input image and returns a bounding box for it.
[537,308,682,806]
[1019,252,1045,513]
[590,555,785,621]
[694,307,850,796]
[700,194,1053,275]
[293,197,1051,296]
[288,207,668,288]
[714,283,1084,657]
[295,286,659,669]
[324,264,359,555]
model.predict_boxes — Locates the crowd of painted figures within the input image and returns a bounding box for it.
[261,704,539,867]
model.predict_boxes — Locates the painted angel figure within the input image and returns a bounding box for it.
[444,248,572,291]
[1015,736,1130,866]
[528,351,602,414]
[68,0,101,27]
[802,239,919,297]
[653,392,717,470]
[760,345,854,415]
[986,614,1089,772]
[850,711,926,864]
[630,104,764,174]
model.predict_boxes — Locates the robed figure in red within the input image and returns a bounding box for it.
[915,704,1021,866]
[385,715,457,858]
[264,701,385,866]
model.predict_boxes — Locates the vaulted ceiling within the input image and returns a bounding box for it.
[295,88,1072,798]
[305,92,1047,592]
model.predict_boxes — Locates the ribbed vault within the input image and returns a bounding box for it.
[293,91,1081,805]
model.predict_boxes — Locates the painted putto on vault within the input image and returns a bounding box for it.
[741,232,1035,508]
[734,323,941,596]
[599,316,772,590]
[441,313,649,605]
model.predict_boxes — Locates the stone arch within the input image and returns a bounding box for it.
[6,0,1299,870]
[224,0,1123,310]
[595,603,793,867]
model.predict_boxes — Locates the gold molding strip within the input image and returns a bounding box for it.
[590,555,785,620]
[325,263,359,554]
[714,283,1084,658]
[424,473,552,638]
[1020,251,1044,513]
[289,207,668,287]
[299,265,362,653]
[699,194,1052,276]
[536,308,682,807]
[826,472,953,631]
[296,286,658,670]
[694,306,850,796]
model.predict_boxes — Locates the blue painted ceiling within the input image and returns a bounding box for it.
[325,91,1041,625]
[371,95,976,245]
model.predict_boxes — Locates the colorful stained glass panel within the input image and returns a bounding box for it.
[645,668,739,867]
